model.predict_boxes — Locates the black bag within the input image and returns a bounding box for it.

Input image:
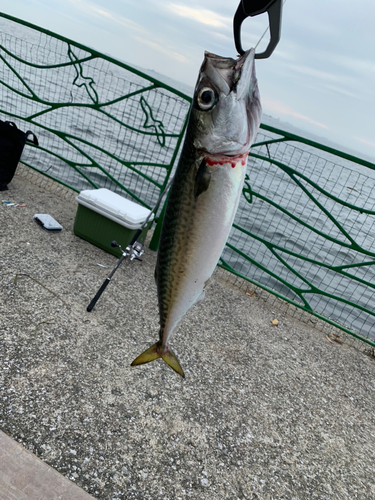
[0,120,39,191]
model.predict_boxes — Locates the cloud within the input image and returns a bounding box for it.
[322,84,358,99]
[210,32,232,42]
[90,7,112,19]
[168,4,231,29]
[67,0,143,32]
[67,0,188,62]
[262,97,328,130]
[355,138,375,150]
[335,56,375,75]
[287,64,342,83]
[134,36,187,63]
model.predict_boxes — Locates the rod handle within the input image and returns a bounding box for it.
[87,278,110,312]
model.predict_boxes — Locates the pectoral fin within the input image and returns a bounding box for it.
[194,159,211,198]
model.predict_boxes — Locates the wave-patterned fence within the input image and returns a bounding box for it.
[221,127,375,345]
[0,13,190,212]
[1,13,375,347]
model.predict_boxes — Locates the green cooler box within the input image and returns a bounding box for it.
[74,188,154,257]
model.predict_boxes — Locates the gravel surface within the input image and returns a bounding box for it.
[1,168,375,500]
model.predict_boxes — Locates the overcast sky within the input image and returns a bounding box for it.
[2,0,375,159]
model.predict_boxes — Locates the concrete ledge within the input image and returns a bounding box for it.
[1,168,375,499]
[0,431,95,500]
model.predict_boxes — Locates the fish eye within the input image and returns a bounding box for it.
[196,87,216,111]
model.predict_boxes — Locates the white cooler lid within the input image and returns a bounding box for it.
[76,188,154,229]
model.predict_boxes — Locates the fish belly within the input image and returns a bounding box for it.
[161,156,247,341]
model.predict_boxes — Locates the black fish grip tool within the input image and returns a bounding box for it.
[233,0,283,58]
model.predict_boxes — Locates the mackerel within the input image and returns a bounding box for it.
[131,48,262,377]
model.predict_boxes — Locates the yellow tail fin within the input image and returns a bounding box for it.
[131,342,185,378]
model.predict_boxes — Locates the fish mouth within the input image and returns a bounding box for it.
[194,48,261,157]
[201,49,255,96]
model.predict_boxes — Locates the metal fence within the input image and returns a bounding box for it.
[1,13,375,347]
[220,126,375,347]
[0,12,190,212]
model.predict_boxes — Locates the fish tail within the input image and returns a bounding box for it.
[162,347,185,378]
[131,342,185,378]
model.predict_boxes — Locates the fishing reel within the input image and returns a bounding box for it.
[110,240,144,261]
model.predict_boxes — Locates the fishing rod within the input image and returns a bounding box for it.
[86,176,174,312]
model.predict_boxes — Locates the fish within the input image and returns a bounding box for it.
[131,48,262,377]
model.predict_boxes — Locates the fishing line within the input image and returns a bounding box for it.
[255,0,286,51]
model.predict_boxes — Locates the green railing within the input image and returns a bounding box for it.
[1,13,375,347]
[220,127,375,346]
[0,12,190,213]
